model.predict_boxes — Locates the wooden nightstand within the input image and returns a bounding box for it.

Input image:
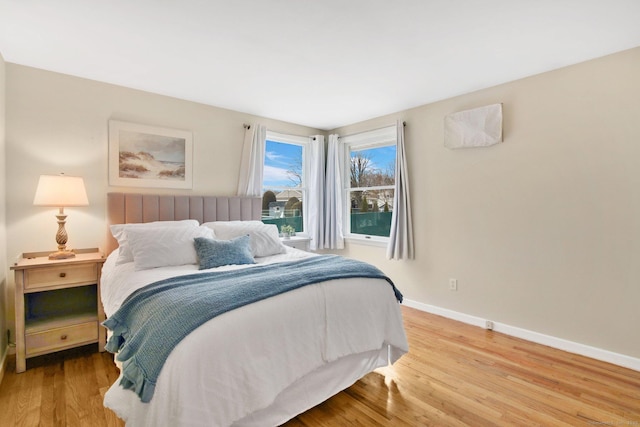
[10,248,106,373]
[281,236,311,251]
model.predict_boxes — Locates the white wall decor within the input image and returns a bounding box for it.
[444,103,503,149]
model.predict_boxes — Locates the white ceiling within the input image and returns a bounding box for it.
[1,1,640,130]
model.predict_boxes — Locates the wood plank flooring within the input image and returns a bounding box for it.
[1,306,638,426]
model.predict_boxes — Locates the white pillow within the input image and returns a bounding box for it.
[202,221,287,257]
[110,220,200,265]
[126,225,215,270]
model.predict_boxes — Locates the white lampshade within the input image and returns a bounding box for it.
[33,174,89,207]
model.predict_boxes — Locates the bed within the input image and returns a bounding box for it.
[101,193,409,426]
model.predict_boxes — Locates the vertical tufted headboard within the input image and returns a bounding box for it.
[106,193,262,254]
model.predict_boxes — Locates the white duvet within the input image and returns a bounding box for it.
[101,248,408,427]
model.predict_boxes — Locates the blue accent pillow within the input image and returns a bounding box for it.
[194,235,256,270]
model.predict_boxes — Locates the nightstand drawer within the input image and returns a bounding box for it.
[24,263,98,290]
[26,321,98,357]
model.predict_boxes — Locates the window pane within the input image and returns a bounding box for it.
[349,144,396,237]
[349,189,394,237]
[262,140,304,233]
[350,145,396,188]
[264,140,303,189]
[261,189,303,233]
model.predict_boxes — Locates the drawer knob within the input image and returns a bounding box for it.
[60,334,68,340]
[59,272,66,278]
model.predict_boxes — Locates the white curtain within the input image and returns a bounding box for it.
[236,124,266,196]
[306,135,325,250]
[387,121,414,260]
[323,134,344,249]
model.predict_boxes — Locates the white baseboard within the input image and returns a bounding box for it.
[403,299,640,372]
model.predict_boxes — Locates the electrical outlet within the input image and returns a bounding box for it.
[449,278,458,291]
[485,320,494,330]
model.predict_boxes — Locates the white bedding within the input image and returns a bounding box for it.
[101,247,408,427]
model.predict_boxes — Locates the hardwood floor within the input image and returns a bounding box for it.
[1,306,638,426]
[0,344,122,427]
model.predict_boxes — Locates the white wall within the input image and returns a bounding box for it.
[330,47,640,360]
[0,51,7,369]
[3,64,321,341]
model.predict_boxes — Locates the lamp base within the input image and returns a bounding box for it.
[48,250,76,260]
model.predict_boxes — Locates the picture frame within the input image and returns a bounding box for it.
[108,120,193,189]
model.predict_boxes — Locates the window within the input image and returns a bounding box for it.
[261,131,308,234]
[343,126,397,243]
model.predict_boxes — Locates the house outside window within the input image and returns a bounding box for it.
[261,131,308,235]
[343,126,397,243]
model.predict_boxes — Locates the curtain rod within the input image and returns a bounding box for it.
[244,122,405,133]
[243,123,317,140]
[337,121,406,139]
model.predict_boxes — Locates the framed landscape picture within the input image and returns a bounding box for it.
[108,120,193,189]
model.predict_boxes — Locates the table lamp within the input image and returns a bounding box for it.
[33,174,89,260]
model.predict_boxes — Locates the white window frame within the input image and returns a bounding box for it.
[264,131,310,236]
[341,125,397,245]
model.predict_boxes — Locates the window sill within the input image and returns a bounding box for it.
[344,236,388,248]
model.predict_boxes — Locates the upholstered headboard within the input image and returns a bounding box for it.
[106,193,262,254]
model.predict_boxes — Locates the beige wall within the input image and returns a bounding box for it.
[330,47,640,359]
[0,52,7,363]
[3,64,321,340]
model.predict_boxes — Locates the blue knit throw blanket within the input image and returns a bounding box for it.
[103,255,402,403]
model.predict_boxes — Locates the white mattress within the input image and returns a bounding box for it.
[101,248,408,426]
